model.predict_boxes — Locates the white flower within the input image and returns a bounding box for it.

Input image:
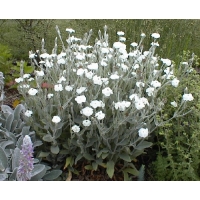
[40,53,50,59]
[129,94,139,101]
[138,128,149,138]
[113,42,126,50]
[19,84,30,89]
[57,76,66,83]
[27,77,34,82]
[119,37,126,42]
[76,53,85,60]
[141,33,146,37]
[15,77,24,83]
[121,64,128,72]
[54,84,63,91]
[24,110,33,117]
[136,81,145,88]
[52,116,61,123]
[161,58,171,66]
[110,74,119,80]
[102,87,113,97]
[101,60,107,67]
[65,85,73,91]
[140,97,149,106]
[146,87,155,96]
[28,88,38,96]
[66,28,75,33]
[95,111,105,120]
[151,80,161,88]
[87,63,98,70]
[131,42,138,47]
[101,48,109,54]
[93,75,103,85]
[114,101,131,111]
[171,101,178,107]
[151,33,160,39]
[76,87,87,94]
[171,78,180,87]
[133,64,139,70]
[80,107,93,117]
[85,71,94,79]
[75,95,86,104]
[57,58,66,65]
[117,31,124,36]
[47,93,54,99]
[77,68,85,76]
[23,74,31,79]
[90,100,102,109]
[101,78,109,85]
[35,70,44,77]
[82,120,91,127]
[135,101,145,110]
[183,93,194,101]
[71,125,80,133]
[151,42,159,47]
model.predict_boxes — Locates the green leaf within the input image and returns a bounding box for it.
[135,141,153,150]
[33,140,43,148]
[83,153,94,161]
[50,145,59,154]
[84,165,93,170]
[42,170,62,181]
[0,147,7,171]
[75,154,83,164]
[42,134,53,142]
[0,172,7,181]
[5,113,14,132]
[123,167,139,176]
[9,168,18,181]
[1,140,14,149]
[101,153,109,159]
[106,160,115,179]
[122,171,130,181]
[119,153,132,162]
[117,138,129,146]
[64,157,72,170]
[38,152,50,158]
[97,149,109,158]
[30,164,47,181]
[92,162,98,171]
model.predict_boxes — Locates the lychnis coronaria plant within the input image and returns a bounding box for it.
[16,25,195,179]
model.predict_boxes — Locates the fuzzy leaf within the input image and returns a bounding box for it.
[30,164,47,181]
[1,140,14,149]
[101,153,109,159]
[9,167,18,181]
[5,113,14,132]
[10,120,18,133]
[117,138,129,146]
[135,141,153,150]
[13,104,25,121]
[21,126,31,136]
[1,105,13,115]
[50,145,59,154]
[0,172,7,181]
[33,140,43,148]
[0,147,8,171]
[16,136,23,149]
[106,160,115,179]
[42,170,62,181]
[119,153,132,162]
[12,147,21,170]
[42,134,53,142]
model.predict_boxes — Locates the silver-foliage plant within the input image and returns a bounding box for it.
[0,104,62,181]
[16,26,195,179]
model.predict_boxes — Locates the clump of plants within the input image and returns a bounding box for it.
[14,26,195,180]
[149,52,200,181]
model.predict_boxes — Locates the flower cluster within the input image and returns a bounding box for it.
[16,27,195,173]
[17,135,34,181]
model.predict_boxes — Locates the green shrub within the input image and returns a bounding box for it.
[150,52,200,181]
